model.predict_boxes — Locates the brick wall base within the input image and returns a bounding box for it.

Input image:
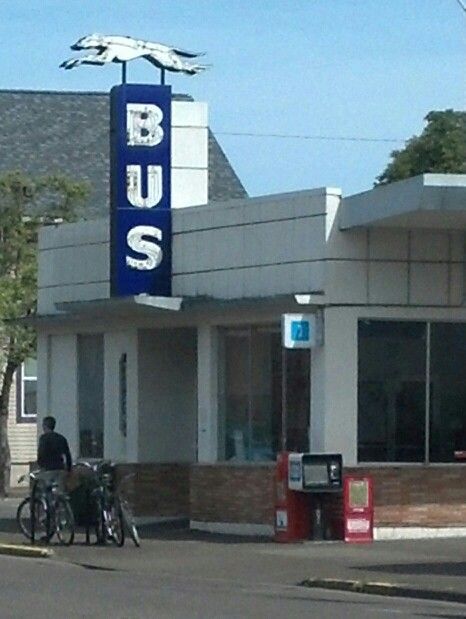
[117,463,466,533]
[190,463,275,525]
[115,463,190,518]
[349,466,466,527]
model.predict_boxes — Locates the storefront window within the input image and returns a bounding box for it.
[220,325,310,462]
[77,334,104,458]
[358,321,426,462]
[430,323,466,462]
[358,320,466,464]
[16,357,37,423]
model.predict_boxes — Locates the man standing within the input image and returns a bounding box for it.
[37,416,72,474]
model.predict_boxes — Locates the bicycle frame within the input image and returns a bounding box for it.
[22,472,69,545]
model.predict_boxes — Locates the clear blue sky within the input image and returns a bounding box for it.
[0,0,464,197]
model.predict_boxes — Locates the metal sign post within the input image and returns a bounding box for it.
[281,347,287,452]
[30,480,36,545]
[281,313,319,451]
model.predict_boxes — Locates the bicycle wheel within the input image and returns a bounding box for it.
[55,496,75,546]
[16,496,51,542]
[95,496,107,545]
[108,499,125,547]
[120,499,141,547]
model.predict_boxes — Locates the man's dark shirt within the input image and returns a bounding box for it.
[37,431,72,472]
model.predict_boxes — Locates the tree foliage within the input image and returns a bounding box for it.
[376,110,466,185]
[0,171,88,495]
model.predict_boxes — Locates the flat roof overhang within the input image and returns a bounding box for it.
[20,295,183,326]
[27,293,314,327]
[340,174,466,230]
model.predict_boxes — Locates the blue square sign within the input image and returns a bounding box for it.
[282,313,318,349]
[291,320,309,342]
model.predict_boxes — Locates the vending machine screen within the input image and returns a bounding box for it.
[303,463,329,486]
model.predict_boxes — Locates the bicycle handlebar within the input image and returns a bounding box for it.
[17,470,41,484]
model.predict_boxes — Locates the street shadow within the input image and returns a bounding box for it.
[0,517,18,534]
[48,521,273,547]
[1,514,271,547]
[136,521,273,545]
[354,561,466,577]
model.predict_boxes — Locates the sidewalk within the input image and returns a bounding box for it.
[1,498,465,604]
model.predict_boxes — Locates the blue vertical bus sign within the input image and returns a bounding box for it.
[110,84,172,297]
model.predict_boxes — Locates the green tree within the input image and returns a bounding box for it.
[0,171,88,495]
[376,110,466,185]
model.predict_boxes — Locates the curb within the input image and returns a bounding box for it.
[0,543,53,559]
[299,578,466,605]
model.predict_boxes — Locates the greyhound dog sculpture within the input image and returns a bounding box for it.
[60,34,208,75]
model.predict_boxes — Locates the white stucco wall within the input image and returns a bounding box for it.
[310,307,358,464]
[103,329,139,462]
[197,325,220,462]
[326,205,465,307]
[35,175,466,469]
[37,187,333,315]
[171,101,208,209]
[137,328,197,462]
[172,188,332,299]
[38,219,110,315]
[37,333,79,457]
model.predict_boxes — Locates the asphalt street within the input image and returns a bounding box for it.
[1,497,466,618]
[1,553,466,619]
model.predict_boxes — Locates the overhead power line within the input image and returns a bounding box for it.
[214,130,404,144]
[454,0,466,15]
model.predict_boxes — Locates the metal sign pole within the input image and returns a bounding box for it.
[121,62,127,84]
[281,347,287,452]
[30,480,36,545]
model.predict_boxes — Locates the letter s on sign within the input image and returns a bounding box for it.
[126,226,163,271]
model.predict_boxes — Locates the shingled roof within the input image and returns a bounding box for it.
[0,89,247,219]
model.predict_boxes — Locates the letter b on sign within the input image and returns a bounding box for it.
[126,103,164,146]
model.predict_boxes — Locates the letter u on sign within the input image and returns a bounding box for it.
[126,165,162,208]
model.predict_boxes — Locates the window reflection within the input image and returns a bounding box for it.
[359,320,466,464]
[221,325,310,462]
[77,334,104,458]
[18,357,38,421]
[430,323,466,462]
[358,321,426,462]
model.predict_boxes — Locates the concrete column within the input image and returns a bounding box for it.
[137,328,197,463]
[103,330,138,462]
[197,325,220,462]
[36,333,50,437]
[324,308,358,465]
[48,334,79,457]
[125,333,140,464]
[310,344,326,453]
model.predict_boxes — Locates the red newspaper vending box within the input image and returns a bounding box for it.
[274,452,311,542]
[343,476,374,543]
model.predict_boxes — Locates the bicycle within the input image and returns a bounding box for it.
[75,460,125,547]
[77,462,141,547]
[17,471,75,545]
[117,473,141,547]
